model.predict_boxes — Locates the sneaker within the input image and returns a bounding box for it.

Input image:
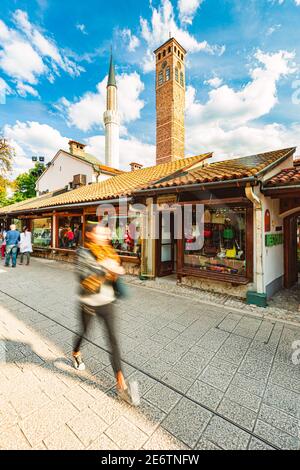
[117,380,140,406]
[72,353,85,371]
[128,380,140,406]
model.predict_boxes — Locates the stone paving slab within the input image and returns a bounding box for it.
[0,258,300,450]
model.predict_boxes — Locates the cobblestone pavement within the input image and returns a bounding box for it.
[0,258,300,450]
[127,275,300,325]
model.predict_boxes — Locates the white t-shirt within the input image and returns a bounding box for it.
[20,232,33,253]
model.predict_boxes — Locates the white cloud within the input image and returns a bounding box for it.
[186,49,296,128]
[59,72,145,132]
[76,24,88,35]
[3,121,69,175]
[16,82,39,97]
[120,29,140,51]
[0,10,83,97]
[204,76,223,88]
[86,135,155,170]
[0,35,46,84]
[140,0,225,72]
[185,49,299,159]
[177,0,204,25]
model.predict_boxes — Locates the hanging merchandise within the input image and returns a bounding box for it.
[211,211,225,224]
[204,209,212,223]
[223,218,235,240]
[204,227,213,238]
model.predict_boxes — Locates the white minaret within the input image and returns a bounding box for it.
[103,53,120,169]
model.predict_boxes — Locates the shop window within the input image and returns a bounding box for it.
[175,67,179,82]
[180,72,184,87]
[158,70,164,86]
[166,66,170,81]
[184,206,247,276]
[58,215,82,249]
[32,218,52,248]
[108,211,142,258]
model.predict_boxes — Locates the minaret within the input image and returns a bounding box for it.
[103,53,120,168]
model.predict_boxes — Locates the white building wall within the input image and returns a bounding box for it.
[36,152,95,194]
[261,194,284,298]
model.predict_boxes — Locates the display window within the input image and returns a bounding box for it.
[83,210,142,258]
[184,206,247,276]
[58,215,82,249]
[32,218,52,248]
[110,213,142,258]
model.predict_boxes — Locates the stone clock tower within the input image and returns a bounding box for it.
[154,38,186,165]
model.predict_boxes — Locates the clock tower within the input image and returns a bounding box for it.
[154,38,186,165]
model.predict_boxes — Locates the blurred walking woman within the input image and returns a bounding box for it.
[19,227,33,265]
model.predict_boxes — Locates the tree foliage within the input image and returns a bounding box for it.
[0,138,14,176]
[0,163,45,207]
[14,163,45,200]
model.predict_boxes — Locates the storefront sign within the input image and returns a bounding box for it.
[265,233,283,247]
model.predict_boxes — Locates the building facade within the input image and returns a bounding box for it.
[155,38,186,165]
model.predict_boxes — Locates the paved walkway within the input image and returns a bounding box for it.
[0,258,300,450]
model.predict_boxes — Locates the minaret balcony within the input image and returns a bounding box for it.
[103,110,120,126]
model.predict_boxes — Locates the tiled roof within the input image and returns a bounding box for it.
[0,153,211,215]
[0,191,57,215]
[147,148,296,189]
[264,167,300,188]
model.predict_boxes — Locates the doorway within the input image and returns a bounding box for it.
[157,211,175,277]
[284,214,300,288]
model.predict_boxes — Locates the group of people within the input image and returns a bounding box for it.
[0,225,33,267]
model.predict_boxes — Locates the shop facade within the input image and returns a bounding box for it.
[0,147,298,306]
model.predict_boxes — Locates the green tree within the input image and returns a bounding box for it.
[13,163,45,200]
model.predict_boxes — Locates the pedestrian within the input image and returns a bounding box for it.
[1,230,6,259]
[73,222,139,405]
[0,233,4,258]
[5,224,20,268]
[19,226,33,265]
[66,227,75,248]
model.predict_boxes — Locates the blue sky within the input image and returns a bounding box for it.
[0,0,300,174]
